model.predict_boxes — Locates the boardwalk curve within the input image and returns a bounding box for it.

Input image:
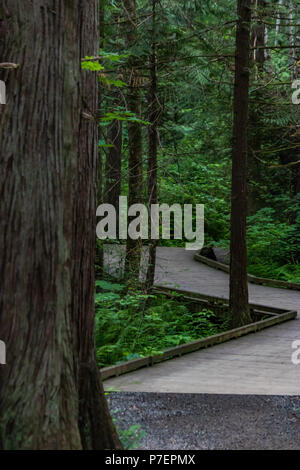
[104,247,300,395]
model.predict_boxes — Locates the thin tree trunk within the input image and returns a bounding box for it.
[104,102,123,230]
[146,0,159,291]
[275,0,283,46]
[280,3,300,221]
[288,1,296,78]
[229,0,252,328]
[96,0,105,278]
[0,0,121,450]
[123,0,143,279]
[252,0,266,70]
[103,3,123,228]
[248,0,266,215]
[98,0,105,207]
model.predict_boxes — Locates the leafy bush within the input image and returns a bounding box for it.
[95,281,225,367]
[116,424,146,450]
[247,207,300,281]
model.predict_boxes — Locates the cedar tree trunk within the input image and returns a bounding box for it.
[0,0,121,450]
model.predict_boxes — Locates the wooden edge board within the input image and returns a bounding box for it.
[194,254,300,291]
[101,309,297,381]
[152,286,288,314]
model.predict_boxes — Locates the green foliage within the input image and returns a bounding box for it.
[81,58,104,72]
[101,110,150,125]
[115,424,146,450]
[81,54,127,89]
[247,208,300,282]
[99,0,300,283]
[247,208,293,264]
[95,282,226,367]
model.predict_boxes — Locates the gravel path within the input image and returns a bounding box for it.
[109,392,300,450]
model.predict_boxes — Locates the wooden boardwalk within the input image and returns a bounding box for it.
[104,247,300,395]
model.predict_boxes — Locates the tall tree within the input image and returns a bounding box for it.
[96,0,106,278]
[248,0,267,215]
[103,2,123,222]
[0,0,121,450]
[278,0,300,219]
[123,0,143,279]
[252,0,266,70]
[275,0,284,45]
[229,0,252,328]
[146,0,159,290]
[104,96,123,229]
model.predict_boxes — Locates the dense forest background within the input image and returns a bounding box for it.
[87,0,300,374]
[97,0,300,282]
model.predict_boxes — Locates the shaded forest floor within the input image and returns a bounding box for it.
[109,392,300,450]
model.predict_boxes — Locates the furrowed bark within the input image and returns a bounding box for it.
[0,0,121,450]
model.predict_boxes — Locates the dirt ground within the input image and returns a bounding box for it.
[109,392,300,450]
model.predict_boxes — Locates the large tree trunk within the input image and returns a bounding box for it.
[0,0,121,450]
[229,0,252,328]
[123,0,143,279]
